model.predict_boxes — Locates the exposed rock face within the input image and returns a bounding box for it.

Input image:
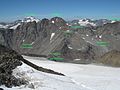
[0,45,26,88]
[98,50,120,67]
[11,17,67,56]
[0,29,13,48]
[0,17,120,64]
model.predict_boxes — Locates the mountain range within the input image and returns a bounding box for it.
[0,17,114,29]
[0,16,120,66]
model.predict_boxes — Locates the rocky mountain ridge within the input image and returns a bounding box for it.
[0,17,116,29]
[0,17,120,65]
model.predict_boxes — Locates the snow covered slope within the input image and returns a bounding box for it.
[78,19,96,26]
[0,16,40,30]
[22,16,40,23]
[69,18,114,27]
[0,24,8,29]
[1,56,120,90]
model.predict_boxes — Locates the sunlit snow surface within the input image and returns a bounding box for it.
[0,24,8,29]
[10,23,21,29]
[1,56,120,90]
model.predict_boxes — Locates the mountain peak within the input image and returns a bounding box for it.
[22,16,40,23]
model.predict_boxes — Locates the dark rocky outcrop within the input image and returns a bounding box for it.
[0,44,65,88]
[0,45,26,88]
[0,29,13,48]
[0,88,4,90]
[21,58,65,76]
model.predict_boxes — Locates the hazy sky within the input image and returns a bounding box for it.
[0,0,120,22]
